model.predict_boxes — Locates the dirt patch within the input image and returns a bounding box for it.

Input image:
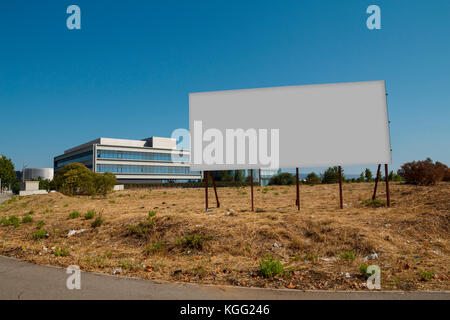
[0,182,449,290]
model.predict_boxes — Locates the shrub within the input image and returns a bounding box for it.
[94,172,117,197]
[52,163,96,196]
[7,215,20,228]
[52,163,117,196]
[362,199,386,207]
[1,217,10,226]
[419,270,435,281]
[36,220,45,229]
[359,264,376,279]
[388,170,403,182]
[68,211,80,219]
[33,230,48,240]
[22,215,33,223]
[269,172,296,185]
[144,241,165,254]
[322,166,345,184]
[54,247,69,257]
[259,255,284,278]
[444,168,450,182]
[38,179,51,191]
[398,159,448,185]
[340,250,356,261]
[84,210,95,220]
[91,216,104,228]
[176,234,212,250]
[11,182,21,194]
[305,172,321,184]
[127,222,151,237]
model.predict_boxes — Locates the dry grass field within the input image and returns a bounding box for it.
[0,182,448,291]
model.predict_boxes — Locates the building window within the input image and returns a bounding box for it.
[55,151,92,168]
[97,150,189,162]
[96,164,199,175]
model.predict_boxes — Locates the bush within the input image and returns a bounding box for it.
[362,199,386,207]
[359,264,376,279]
[322,166,344,184]
[259,255,284,278]
[419,270,435,281]
[340,250,356,261]
[127,222,152,237]
[38,179,51,191]
[11,182,21,194]
[91,216,104,228]
[94,172,117,197]
[6,215,20,228]
[68,211,80,219]
[22,215,33,223]
[84,210,95,220]
[33,230,48,240]
[398,159,448,185]
[54,247,69,257]
[305,172,321,184]
[52,163,117,196]
[176,234,212,250]
[144,241,165,254]
[269,172,296,185]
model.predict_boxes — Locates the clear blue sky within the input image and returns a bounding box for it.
[0,0,449,175]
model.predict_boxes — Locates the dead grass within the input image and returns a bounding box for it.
[0,182,449,291]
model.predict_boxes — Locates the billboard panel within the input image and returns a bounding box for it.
[189,80,391,171]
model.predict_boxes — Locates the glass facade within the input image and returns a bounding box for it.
[97,150,188,162]
[55,151,93,168]
[97,164,199,175]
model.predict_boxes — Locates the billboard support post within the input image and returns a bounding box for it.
[204,171,208,211]
[338,166,343,209]
[250,170,254,211]
[211,172,220,208]
[295,168,300,211]
[372,164,381,200]
[385,164,391,207]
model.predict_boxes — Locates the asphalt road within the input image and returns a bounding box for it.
[0,256,449,300]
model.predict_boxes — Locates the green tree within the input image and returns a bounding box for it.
[358,172,364,182]
[322,166,344,184]
[0,155,16,191]
[52,163,95,196]
[94,172,117,197]
[305,172,321,184]
[269,172,296,185]
[364,168,373,182]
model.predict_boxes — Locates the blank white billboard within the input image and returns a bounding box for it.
[189,80,391,171]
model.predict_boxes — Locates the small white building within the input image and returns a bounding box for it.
[19,181,48,196]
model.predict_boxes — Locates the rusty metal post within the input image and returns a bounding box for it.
[250,169,254,212]
[338,166,343,209]
[205,171,209,211]
[296,167,300,211]
[211,171,220,208]
[385,164,391,207]
[372,164,381,200]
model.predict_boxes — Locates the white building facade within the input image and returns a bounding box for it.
[54,137,201,183]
